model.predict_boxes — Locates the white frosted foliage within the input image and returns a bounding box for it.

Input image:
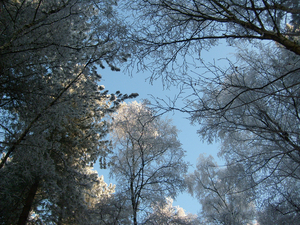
[109,101,189,224]
[0,0,132,224]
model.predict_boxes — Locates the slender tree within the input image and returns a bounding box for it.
[109,101,188,225]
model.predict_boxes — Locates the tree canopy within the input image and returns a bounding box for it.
[122,0,300,223]
[0,0,136,223]
[186,155,256,225]
[126,0,300,83]
[2,0,300,224]
[109,101,189,224]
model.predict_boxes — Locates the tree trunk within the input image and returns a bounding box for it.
[133,207,138,225]
[131,195,138,225]
[17,179,39,225]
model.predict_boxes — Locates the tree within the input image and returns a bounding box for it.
[0,0,131,168]
[184,44,300,220]
[186,155,256,225]
[109,101,188,225]
[145,197,199,225]
[0,0,136,224]
[126,0,300,83]
[124,0,300,221]
[0,70,129,224]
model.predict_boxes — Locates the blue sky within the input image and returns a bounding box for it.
[97,44,235,215]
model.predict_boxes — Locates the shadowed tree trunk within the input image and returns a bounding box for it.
[17,179,39,225]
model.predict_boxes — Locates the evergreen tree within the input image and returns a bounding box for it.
[0,0,135,223]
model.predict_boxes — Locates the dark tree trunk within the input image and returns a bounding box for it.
[133,207,138,225]
[17,179,39,225]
